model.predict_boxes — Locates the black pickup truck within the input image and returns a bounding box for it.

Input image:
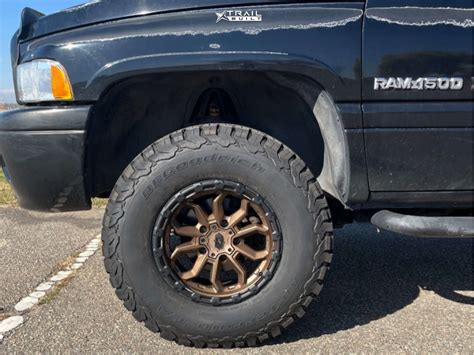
[0,0,472,348]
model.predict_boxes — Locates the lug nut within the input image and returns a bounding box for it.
[200,237,206,243]
[199,226,207,234]
[199,247,207,254]
[221,220,229,227]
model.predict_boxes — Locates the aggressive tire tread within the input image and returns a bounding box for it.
[102,123,333,348]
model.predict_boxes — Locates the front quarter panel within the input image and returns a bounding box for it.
[20,3,363,103]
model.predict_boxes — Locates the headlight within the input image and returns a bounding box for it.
[16,59,74,103]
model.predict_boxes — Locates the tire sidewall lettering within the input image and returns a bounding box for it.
[143,154,265,200]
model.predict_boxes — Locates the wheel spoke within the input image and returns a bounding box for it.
[211,193,226,224]
[210,260,223,293]
[227,256,247,286]
[171,222,201,238]
[170,241,200,260]
[235,223,269,238]
[228,199,249,227]
[186,203,209,228]
[180,253,208,280]
[235,243,269,261]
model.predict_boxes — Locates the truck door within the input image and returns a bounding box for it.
[362,0,473,202]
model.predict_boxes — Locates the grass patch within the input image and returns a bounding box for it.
[51,255,76,275]
[0,170,16,206]
[39,250,81,305]
[0,170,107,208]
[92,197,108,208]
[38,278,72,305]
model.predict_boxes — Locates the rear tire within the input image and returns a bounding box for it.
[102,124,333,347]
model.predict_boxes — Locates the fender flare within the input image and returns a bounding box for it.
[86,50,342,98]
[87,51,354,205]
[267,72,351,204]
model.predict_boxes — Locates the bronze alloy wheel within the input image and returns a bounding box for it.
[153,180,282,305]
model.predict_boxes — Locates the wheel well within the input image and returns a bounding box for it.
[86,71,325,198]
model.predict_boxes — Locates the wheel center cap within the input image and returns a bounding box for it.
[203,224,234,258]
[214,233,225,250]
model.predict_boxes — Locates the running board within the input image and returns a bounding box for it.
[371,210,474,238]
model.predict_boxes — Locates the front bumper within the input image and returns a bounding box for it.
[0,106,91,212]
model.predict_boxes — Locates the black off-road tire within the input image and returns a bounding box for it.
[102,124,333,348]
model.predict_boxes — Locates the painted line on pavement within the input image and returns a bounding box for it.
[0,234,102,342]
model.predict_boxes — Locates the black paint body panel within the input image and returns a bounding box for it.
[367,191,473,209]
[23,0,362,42]
[5,1,474,211]
[365,128,473,191]
[17,3,364,103]
[363,0,473,102]
[364,102,474,128]
[362,0,473,203]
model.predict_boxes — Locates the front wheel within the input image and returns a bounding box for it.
[102,124,333,347]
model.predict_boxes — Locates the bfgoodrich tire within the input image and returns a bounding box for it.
[102,124,333,348]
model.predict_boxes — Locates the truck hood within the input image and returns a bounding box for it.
[19,0,307,42]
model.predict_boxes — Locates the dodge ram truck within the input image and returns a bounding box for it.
[0,0,473,348]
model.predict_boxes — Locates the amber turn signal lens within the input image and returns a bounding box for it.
[51,64,73,100]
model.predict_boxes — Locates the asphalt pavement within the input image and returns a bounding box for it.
[0,206,472,353]
[0,206,103,313]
